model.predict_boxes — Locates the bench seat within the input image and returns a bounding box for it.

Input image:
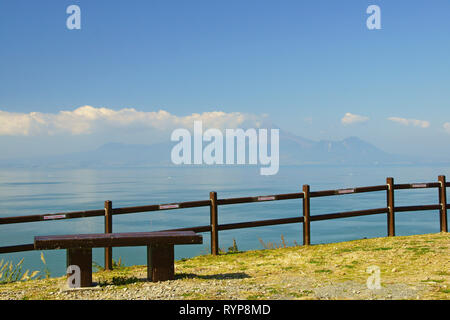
[34,231,203,287]
[35,231,202,249]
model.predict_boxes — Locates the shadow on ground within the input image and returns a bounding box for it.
[176,272,250,280]
[94,272,250,287]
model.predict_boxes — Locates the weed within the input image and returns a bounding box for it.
[40,252,51,279]
[93,257,125,272]
[181,292,195,297]
[227,239,239,253]
[0,258,40,284]
[258,235,292,250]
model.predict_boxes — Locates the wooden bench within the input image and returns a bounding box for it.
[34,231,203,287]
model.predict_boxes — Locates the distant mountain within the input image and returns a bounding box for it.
[0,131,429,168]
[0,142,173,168]
[278,131,400,165]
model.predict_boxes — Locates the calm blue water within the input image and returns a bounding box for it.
[0,165,448,277]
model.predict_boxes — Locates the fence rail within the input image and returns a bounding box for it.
[0,175,448,269]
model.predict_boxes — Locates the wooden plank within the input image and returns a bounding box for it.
[217,217,303,231]
[217,193,303,205]
[394,204,441,212]
[0,209,105,225]
[357,185,389,192]
[161,225,211,233]
[34,231,202,250]
[309,208,388,221]
[0,243,35,254]
[276,193,305,201]
[394,183,439,190]
[112,200,211,215]
[310,185,387,197]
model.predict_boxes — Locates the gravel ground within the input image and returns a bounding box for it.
[0,268,442,300]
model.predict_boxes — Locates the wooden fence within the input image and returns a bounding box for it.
[0,175,448,270]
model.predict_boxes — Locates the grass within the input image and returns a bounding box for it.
[372,247,393,251]
[258,235,294,250]
[0,232,448,300]
[0,258,41,284]
[93,257,125,272]
[314,269,333,274]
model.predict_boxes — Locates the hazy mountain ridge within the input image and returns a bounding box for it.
[0,130,438,168]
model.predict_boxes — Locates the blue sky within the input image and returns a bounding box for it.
[1,0,450,158]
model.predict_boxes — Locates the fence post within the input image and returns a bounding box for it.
[438,175,448,232]
[104,200,113,270]
[210,192,219,255]
[302,184,311,246]
[386,177,395,237]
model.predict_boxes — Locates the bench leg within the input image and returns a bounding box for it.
[147,244,174,282]
[67,248,92,287]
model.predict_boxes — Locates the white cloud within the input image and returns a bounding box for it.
[387,117,430,128]
[443,122,450,133]
[0,106,266,137]
[341,113,369,125]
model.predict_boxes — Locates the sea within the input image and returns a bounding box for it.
[0,164,448,277]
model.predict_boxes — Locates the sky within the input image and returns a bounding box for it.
[1,0,450,159]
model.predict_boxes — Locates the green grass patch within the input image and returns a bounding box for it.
[405,247,433,255]
[181,292,196,298]
[372,247,393,251]
[308,259,324,265]
[314,269,332,274]
[336,248,353,253]
[281,266,296,271]
[335,246,364,254]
